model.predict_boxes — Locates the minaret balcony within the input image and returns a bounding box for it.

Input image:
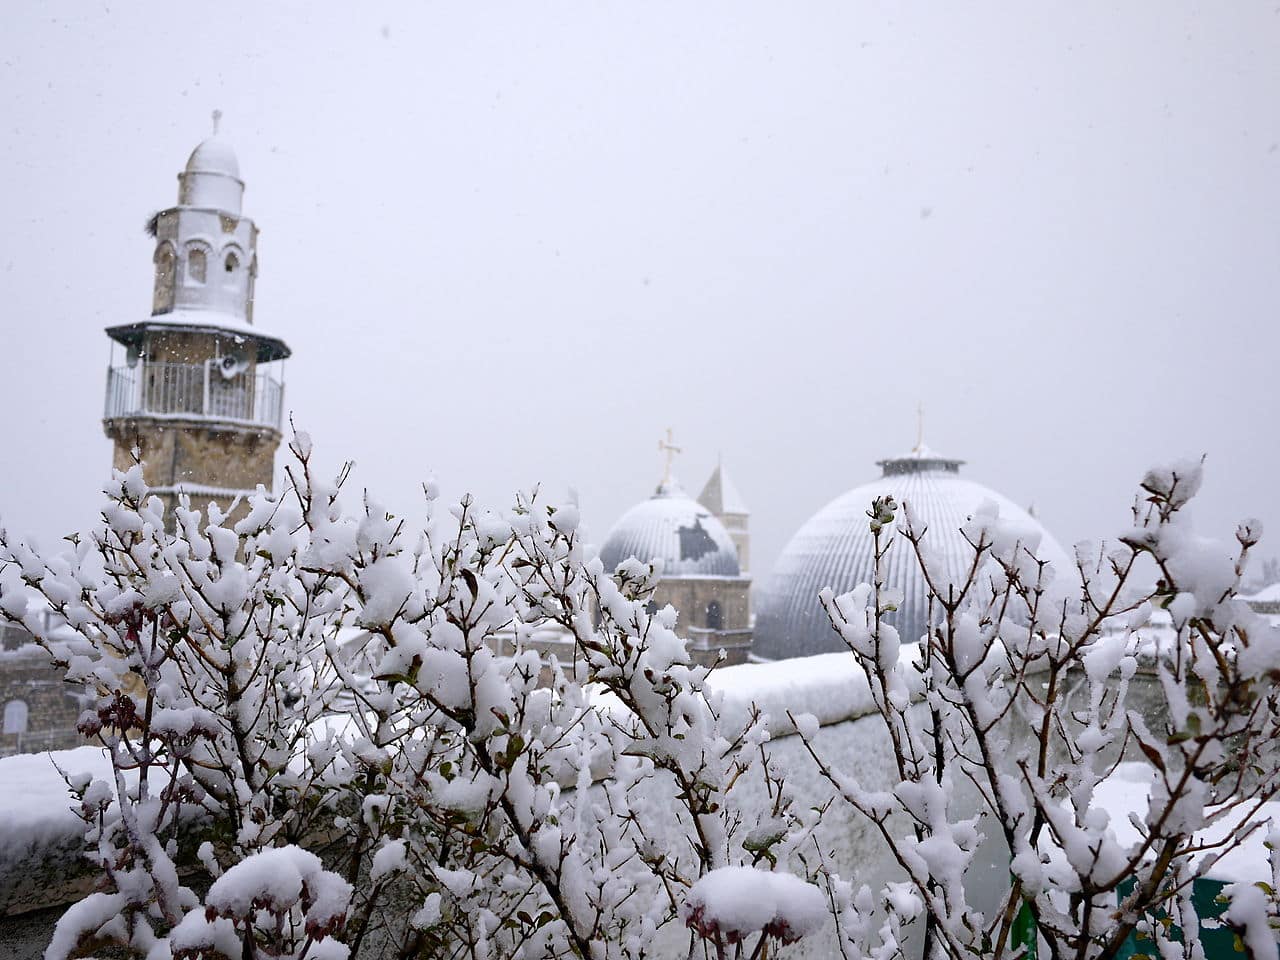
[104,361,284,432]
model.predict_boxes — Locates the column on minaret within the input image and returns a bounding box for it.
[101,124,291,525]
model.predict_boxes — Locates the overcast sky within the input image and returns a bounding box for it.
[2,2,1278,585]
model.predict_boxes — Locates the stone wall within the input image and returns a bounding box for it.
[108,419,277,492]
[653,575,753,665]
[653,577,750,631]
[0,645,85,758]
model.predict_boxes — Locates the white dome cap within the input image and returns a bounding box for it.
[599,481,742,578]
[185,137,241,178]
[178,137,244,213]
[755,451,1071,659]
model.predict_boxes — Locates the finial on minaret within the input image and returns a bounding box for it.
[914,401,925,453]
[211,109,222,136]
[658,427,682,486]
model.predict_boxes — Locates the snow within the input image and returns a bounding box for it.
[1087,762,1280,884]
[147,482,263,499]
[681,866,827,945]
[106,309,290,361]
[792,712,820,740]
[0,746,115,864]
[1243,582,1280,604]
[369,839,408,881]
[707,649,892,734]
[205,845,353,931]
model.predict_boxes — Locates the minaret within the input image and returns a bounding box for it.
[102,123,290,522]
[697,458,750,573]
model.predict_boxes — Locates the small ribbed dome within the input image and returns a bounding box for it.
[185,138,240,178]
[599,481,741,578]
[755,448,1071,659]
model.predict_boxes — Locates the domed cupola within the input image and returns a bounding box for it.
[754,442,1071,660]
[598,431,754,666]
[599,479,742,578]
[179,136,245,213]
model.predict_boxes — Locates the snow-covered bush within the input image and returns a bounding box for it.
[3,442,1278,959]
[801,459,1280,959]
[0,435,825,960]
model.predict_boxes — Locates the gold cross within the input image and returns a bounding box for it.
[915,401,925,452]
[658,427,682,485]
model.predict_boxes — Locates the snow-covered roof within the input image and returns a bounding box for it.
[697,462,749,516]
[599,478,741,578]
[106,309,290,362]
[185,137,241,180]
[755,451,1071,659]
[1242,582,1280,604]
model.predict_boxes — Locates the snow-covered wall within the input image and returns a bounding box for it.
[0,747,116,916]
[0,654,885,922]
[0,652,1243,960]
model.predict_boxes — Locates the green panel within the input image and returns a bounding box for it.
[1113,877,1271,959]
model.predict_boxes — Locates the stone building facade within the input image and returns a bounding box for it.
[0,621,88,757]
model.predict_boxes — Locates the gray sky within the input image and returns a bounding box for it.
[2,2,1278,585]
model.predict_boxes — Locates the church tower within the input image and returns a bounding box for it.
[697,460,750,573]
[102,127,290,522]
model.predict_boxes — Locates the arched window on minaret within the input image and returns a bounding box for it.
[153,243,176,313]
[187,246,207,284]
[224,250,240,275]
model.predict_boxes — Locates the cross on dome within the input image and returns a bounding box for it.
[658,427,682,487]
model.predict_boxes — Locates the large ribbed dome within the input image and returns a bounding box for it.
[599,481,741,577]
[754,447,1071,659]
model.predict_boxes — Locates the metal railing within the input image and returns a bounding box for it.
[104,362,283,430]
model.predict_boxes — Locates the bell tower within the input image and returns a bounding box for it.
[102,121,290,522]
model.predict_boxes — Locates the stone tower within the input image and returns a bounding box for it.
[697,460,750,573]
[102,133,290,521]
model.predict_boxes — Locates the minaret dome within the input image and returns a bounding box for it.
[179,137,244,213]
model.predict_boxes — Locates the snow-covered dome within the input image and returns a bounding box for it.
[754,447,1072,659]
[599,481,742,578]
[185,137,241,178]
[178,137,244,213]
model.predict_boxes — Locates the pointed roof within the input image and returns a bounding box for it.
[698,461,749,516]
